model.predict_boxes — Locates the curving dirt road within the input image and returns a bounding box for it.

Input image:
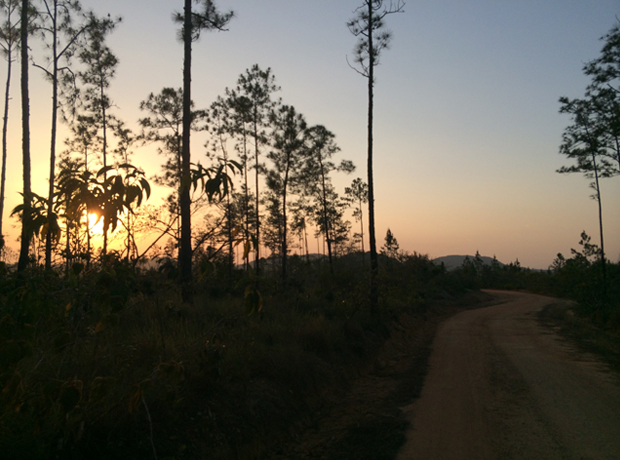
[398,290,620,460]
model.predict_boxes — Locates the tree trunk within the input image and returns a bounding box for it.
[304,222,309,263]
[367,0,379,317]
[64,195,70,274]
[101,80,108,255]
[180,0,193,302]
[591,153,607,301]
[253,116,261,276]
[243,129,250,270]
[226,172,233,280]
[319,150,333,274]
[17,0,31,271]
[359,197,365,263]
[281,166,289,283]
[45,4,59,270]
[0,42,12,242]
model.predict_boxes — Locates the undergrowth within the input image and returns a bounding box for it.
[0,252,461,460]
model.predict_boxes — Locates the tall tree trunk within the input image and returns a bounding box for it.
[304,222,309,263]
[359,196,365,263]
[101,82,108,254]
[17,0,31,271]
[253,116,260,276]
[243,129,249,270]
[226,174,233,279]
[45,5,59,270]
[367,0,379,317]
[85,145,91,267]
[0,42,12,243]
[591,152,607,301]
[64,195,70,274]
[319,151,333,274]
[180,0,193,302]
[281,168,289,283]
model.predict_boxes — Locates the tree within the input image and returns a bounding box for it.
[267,104,307,282]
[584,21,620,94]
[0,0,19,252]
[34,0,94,269]
[139,87,207,261]
[289,195,311,261]
[77,12,120,254]
[54,157,88,269]
[556,21,620,301]
[309,184,351,260]
[345,177,368,260]
[17,0,33,271]
[55,162,150,254]
[558,96,608,286]
[175,0,233,301]
[380,227,399,259]
[209,96,246,278]
[348,0,404,316]
[581,22,620,177]
[304,124,354,274]
[77,13,118,169]
[233,65,280,275]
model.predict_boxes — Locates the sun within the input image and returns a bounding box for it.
[87,213,104,236]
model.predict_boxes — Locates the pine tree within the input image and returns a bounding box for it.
[0,0,19,252]
[348,0,404,315]
[17,0,32,271]
[175,0,233,302]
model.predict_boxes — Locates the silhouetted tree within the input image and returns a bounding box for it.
[558,97,608,298]
[34,0,94,269]
[304,125,354,274]
[175,0,233,301]
[139,87,207,258]
[0,0,19,251]
[311,184,351,258]
[61,115,98,262]
[345,177,368,260]
[17,0,33,271]
[206,105,244,278]
[54,157,86,270]
[268,104,307,282]
[289,195,311,261]
[77,12,119,254]
[580,22,620,177]
[210,93,252,269]
[348,0,404,316]
[54,163,150,257]
[380,227,399,259]
[233,65,280,275]
[556,20,620,300]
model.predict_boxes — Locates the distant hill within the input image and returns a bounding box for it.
[432,255,504,271]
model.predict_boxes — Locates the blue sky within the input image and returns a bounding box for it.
[2,0,620,268]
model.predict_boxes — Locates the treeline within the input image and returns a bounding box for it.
[0,0,373,291]
[448,235,620,328]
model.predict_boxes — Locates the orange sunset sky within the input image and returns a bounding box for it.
[1,0,619,269]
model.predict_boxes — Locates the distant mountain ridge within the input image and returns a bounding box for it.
[432,255,504,271]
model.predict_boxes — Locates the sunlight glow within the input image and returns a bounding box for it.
[88,213,104,237]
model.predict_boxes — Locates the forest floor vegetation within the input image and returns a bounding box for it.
[1,242,619,459]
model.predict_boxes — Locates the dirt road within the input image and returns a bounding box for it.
[398,290,620,460]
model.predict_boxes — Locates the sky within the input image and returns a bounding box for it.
[1,0,620,269]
